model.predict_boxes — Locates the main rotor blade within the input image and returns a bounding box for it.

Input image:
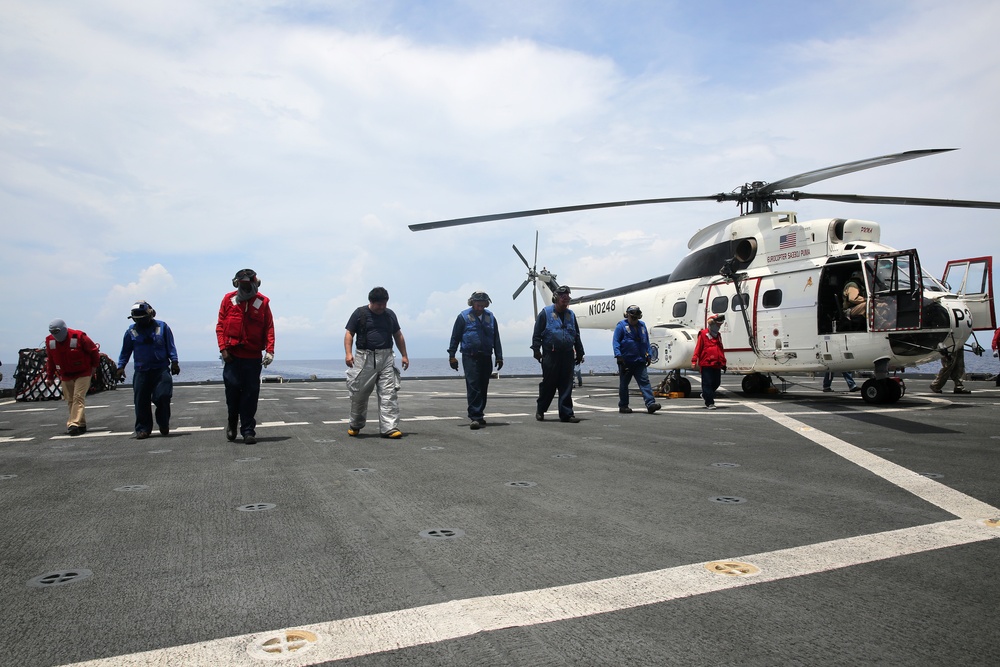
[409,195,720,231]
[512,244,532,270]
[533,230,539,267]
[533,289,538,318]
[785,192,1000,209]
[763,149,955,194]
[513,280,531,301]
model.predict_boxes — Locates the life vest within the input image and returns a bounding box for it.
[127,322,169,369]
[614,319,650,363]
[459,308,496,355]
[218,292,271,352]
[540,305,578,352]
[47,331,94,376]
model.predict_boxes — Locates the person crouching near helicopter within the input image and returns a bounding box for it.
[116,301,180,439]
[44,319,101,436]
[532,285,585,423]
[613,305,661,414]
[448,291,504,430]
[691,314,727,410]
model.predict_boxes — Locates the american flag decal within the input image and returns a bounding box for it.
[779,232,796,249]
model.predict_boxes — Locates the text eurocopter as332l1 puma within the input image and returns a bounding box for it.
[411,149,998,405]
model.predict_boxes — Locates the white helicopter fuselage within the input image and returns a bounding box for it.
[542,211,990,376]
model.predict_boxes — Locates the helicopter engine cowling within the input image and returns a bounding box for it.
[649,326,700,370]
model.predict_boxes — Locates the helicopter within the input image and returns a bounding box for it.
[410,149,999,404]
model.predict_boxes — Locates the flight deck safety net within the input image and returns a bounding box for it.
[13,348,119,402]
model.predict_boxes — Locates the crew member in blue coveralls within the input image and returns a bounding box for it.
[116,301,180,439]
[613,305,661,414]
[532,285,585,423]
[448,291,504,430]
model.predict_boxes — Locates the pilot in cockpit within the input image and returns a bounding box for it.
[842,270,867,319]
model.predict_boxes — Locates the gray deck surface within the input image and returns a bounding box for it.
[1,373,998,666]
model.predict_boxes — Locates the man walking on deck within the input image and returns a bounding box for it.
[448,291,504,429]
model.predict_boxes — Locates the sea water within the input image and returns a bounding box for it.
[2,353,996,391]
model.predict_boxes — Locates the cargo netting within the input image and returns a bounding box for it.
[14,348,119,402]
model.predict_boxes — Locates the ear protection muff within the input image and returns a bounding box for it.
[232,269,261,288]
[129,300,156,320]
[552,286,571,303]
[467,291,491,307]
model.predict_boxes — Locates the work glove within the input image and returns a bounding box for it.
[722,365,727,372]
[262,352,274,367]
[994,350,999,358]
[575,355,585,366]
[496,359,504,371]
[170,361,180,375]
[615,355,624,368]
[645,355,651,367]
[533,348,542,362]
[449,356,459,371]
[115,367,126,382]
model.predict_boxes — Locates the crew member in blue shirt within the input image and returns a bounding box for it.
[531,285,585,423]
[613,305,661,414]
[116,301,180,439]
[448,291,504,429]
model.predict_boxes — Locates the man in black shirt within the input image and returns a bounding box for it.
[344,287,409,438]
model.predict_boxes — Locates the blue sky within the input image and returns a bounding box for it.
[2,0,998,369]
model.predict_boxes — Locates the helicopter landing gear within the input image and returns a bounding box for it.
[665,372,692,397]
[861,377,904,404]
[741,372,772,395]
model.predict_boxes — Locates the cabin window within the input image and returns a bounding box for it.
[762,289,782,308]
[672,302,687,318]
[732,293,750,311]
[711,296,728,314]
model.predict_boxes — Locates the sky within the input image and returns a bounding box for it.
[2,0,999,369]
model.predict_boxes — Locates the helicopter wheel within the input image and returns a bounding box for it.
[667,375,692,397]
[861,378,895,404]
[741,373,770,395]
[885,378,903,403]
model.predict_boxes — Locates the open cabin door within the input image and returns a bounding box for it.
[942,256,996,331]
[870,250,923,332]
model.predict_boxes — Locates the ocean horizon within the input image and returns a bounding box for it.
[2,353,996,391]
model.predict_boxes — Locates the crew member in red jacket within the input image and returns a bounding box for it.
[44,319,101,435]
[691,313,727,410]
[216,268,275,445]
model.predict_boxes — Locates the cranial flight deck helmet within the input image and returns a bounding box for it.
[468,291,491,306]
[232,269,260,287]
[552,285,572,303]
[129,300,156,321]
[625,305,642,319]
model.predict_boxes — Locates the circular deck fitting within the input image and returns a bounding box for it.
[919,472,944,479]
[350,467,376,473]
[710,463,741,469]
[551,454,577,459]
[704,560,760,577]
[982,518,1000,528]
[250,629,319,660]
[505,481,538,488]
[421,446,445,451]
[710,496,747,504]
[236,457,261,462]
[0,474,17,480]
[237,503,277,512]
[867,447,894,452]
[147,449,172,454]
[114,485,149,492]
[27,569,93,588]
[419,528,465,540]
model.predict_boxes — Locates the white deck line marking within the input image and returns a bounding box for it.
[58,519,998,667]
[0,437,34,443]
[746,402,1000,519]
